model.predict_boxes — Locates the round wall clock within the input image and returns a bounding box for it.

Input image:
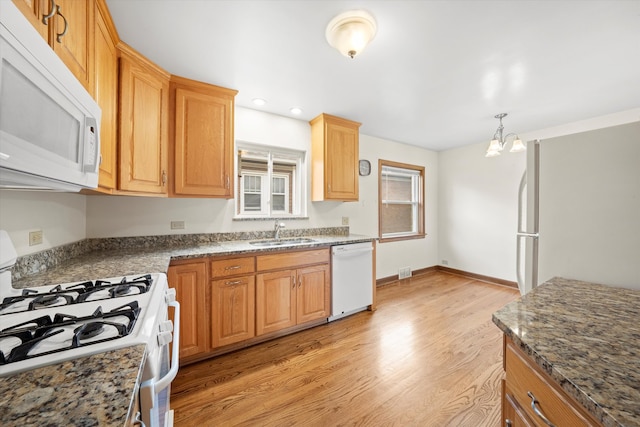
[359,159,371,176]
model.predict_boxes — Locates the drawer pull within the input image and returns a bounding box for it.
[225,265,241,270]
[225,280,244,286]
[528,391,556,427]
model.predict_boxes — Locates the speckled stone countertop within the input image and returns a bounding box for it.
[12,233,374,288]
[492,277,640,427]
[0,344,146,427]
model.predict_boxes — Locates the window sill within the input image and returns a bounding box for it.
[379,233,426,244]
[233,216,309,222]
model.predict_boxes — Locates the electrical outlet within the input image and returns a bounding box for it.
[29,230,43,246]
[170,221,185,230]
[399,267,412,279]
[342,216,349,226]
[442,259,449,266]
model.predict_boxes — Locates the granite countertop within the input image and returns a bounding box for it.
[12,233,374,288]
[0,344,146,427]
[492,277,640,427]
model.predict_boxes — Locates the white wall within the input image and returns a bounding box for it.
[0,191,86,256]
[86,107,440,279]
[438,141,525,281]
[438,108,640,283]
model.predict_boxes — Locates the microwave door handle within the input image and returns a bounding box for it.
[83,117,100,173]
[153,300,181,393]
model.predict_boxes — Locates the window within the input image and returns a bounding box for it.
[236,142,305,217]
[378,160,425,242]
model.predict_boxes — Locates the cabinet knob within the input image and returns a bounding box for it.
[527,391,556,427]
[505,420,512,427]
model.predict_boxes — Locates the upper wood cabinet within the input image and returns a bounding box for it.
[93,0,118,191]
[310,113,361,202]
[118,42,170,195]
[53,0,94,93]
[11,0,49,40]
[169,75,237,198]
[13,0,94,94]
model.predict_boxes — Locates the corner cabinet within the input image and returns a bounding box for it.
[310,113,361,201]
[167,260,208,360]
[169,75,237,198]
[118,42,170,195]
[501,336,602,427]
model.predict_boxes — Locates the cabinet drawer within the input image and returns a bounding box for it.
[505,341,600,427]
[256,248,330,271]
[211,257,255,278]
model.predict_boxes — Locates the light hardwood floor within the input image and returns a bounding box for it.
[171,271,519,426]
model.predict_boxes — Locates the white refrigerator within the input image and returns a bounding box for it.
[516,121,640,295]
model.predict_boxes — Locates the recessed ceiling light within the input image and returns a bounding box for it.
[290,107,303,115]
[252,98,267,106]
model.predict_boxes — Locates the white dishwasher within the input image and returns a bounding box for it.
[328,241,374,322]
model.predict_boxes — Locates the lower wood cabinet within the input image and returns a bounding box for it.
[167,260,208,360]
[211,275,255,348]
[256,249,330,336]
[169,248,331,364]
[502,336,602,427]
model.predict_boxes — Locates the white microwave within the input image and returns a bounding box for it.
[0,1,101,192]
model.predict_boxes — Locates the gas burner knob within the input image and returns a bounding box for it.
[165,288,176,303]
[157,331,173,346]
[159,320,173,333]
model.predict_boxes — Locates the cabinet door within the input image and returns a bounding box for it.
[119,51,169,194]
[12,0,49,40]
[52,0,94,94]
[168,262,208,359]
[256,270,296,335]
[503,380,536,427]
[211,275,255,348]
[296,264,330,324]
[94,1,117,190]
[325,120,359,201]
[173,80,236,197]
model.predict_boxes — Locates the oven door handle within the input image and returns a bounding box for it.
[154,300,180,393]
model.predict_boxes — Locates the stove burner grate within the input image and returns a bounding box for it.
[0,302,140,365]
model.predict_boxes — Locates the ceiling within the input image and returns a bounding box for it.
[105,0,640,151]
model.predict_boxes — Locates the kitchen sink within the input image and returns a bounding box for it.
[249,238,317,247]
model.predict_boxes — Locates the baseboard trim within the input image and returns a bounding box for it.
[376,265,518,289]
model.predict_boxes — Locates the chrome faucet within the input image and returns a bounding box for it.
[274,221,285,239]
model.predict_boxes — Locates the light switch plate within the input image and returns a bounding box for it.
[170,221,185,230]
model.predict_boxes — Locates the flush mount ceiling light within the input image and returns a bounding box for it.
[325,10,377,59]
[252,98,267,106]
[485,113,526,157]
[290,107,303,115]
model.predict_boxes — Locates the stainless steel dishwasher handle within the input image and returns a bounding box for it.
[527,391,556,427]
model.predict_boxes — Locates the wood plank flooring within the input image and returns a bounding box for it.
[171,271,519,426]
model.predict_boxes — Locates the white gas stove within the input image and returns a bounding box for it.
[0,231,180,427]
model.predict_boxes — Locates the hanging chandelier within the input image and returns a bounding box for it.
[485,113,526,157]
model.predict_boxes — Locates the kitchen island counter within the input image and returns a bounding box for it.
[0,344,146,426]
[11,233,374,288]
[492,277,640,427]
